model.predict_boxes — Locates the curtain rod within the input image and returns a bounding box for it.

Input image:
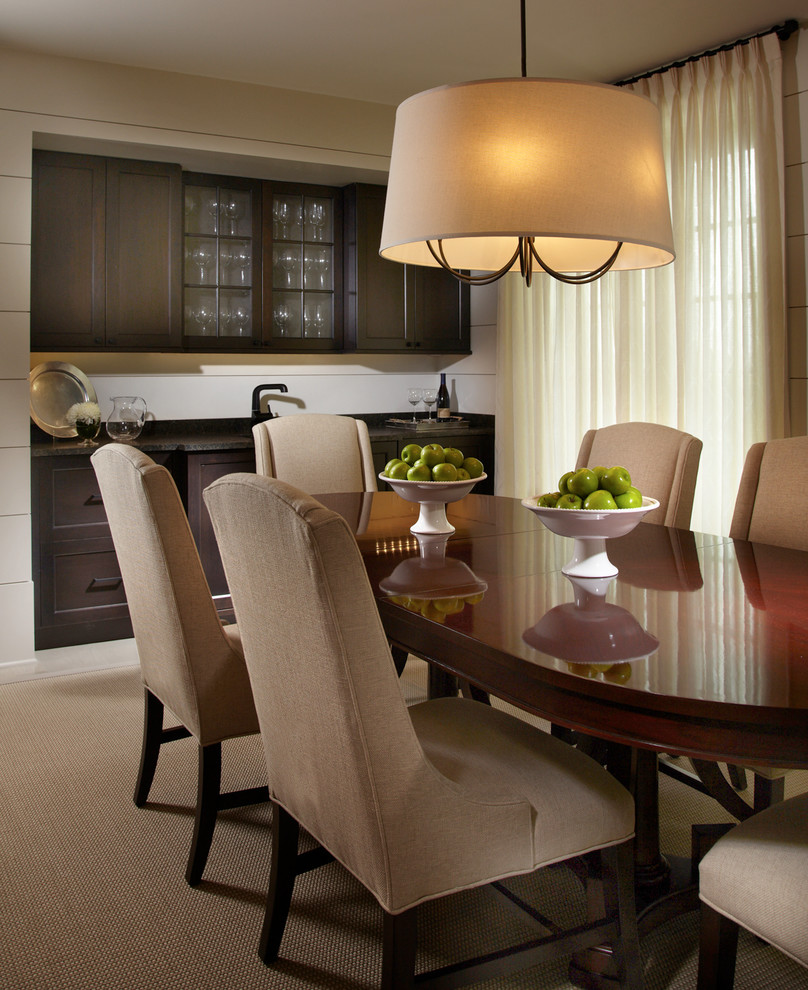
[615,19,799,87]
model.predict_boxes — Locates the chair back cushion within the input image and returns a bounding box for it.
[730,437,808,551]
[252,414,377,493]
[203,474,547,911]
[91,444,258,745]
[576,421,702,528]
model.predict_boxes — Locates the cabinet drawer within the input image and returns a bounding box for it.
[51,547,128,614]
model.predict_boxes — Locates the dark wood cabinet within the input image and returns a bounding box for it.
[182,172,263,350]
[32,447,253,649]
[31,150,183,351]
[343,184,470,353]
[261,180,344,351]
[185,449,256,615]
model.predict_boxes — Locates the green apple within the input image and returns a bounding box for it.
[583,490,618,510]
[615,488,643,509]
[420,445,446,468]
[456,468,471,481]
[401,443,422,466]
[432,462,458,482]
[406,462,432,482]
[601,465,632,496]
[592,465,608,484]
[568,468,599,498]
[383,458,405,476]
[604,662,632,683]
[443,447,465,468]
[558,471,575,494]
[537,492,560,507]
[556,493,583,509]
[461,457,484,479]
[387,460,410,480]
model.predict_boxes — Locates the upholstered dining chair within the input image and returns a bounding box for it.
[697,791,808,988]
[91,444,267,886]
[203,472,644,990]
[576,421,703,528]
[252,412,377,493]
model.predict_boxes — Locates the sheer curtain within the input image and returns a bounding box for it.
[495,35,786,537]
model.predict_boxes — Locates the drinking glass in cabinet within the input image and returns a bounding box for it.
[220,189,249,236]
[272,196,302,240]
[305,199,331,242]
[221,241,251,286]
[187,239,217,284]
[274,245,301,289]
[273,294,302,337]
[220,293,252,336]
[304,247,331,290]
[185,290,217,335]
[304,300,330,338]
[185,188,218,235]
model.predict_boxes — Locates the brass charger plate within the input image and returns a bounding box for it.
[29,362,98,438]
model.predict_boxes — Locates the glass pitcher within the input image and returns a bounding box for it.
[106,396,147,441]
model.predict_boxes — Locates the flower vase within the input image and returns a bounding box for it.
[75,420,101,446]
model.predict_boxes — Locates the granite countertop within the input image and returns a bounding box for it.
[31,413,495,456]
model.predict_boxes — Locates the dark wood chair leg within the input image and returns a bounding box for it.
[185,742,222,886]
[727,763,747,791]
[259,802,301,964]
[382,907,417,990]
[697,902,739,990]
[391,645,408,677]
[753,772,785,812]
[600,842,644,990]
[134,688,164,806]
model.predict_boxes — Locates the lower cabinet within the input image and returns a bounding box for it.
[33,448,254,650]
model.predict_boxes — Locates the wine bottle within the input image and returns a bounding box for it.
[437,373,451,419]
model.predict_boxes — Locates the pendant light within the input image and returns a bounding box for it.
[379,1,675,286]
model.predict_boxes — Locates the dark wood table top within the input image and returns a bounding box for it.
[318,491,808,770]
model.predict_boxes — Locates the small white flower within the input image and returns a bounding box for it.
[66,401,101,426]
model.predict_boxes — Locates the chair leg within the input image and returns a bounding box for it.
[600,842,644,990]
[259,801,300,964]
[727,764,747,791]
[697,902,739,990]
[382,907,417,990]
[391,645,408,677]
[134,688,164,806]
[185,742,222,886]
[753,773,785,813]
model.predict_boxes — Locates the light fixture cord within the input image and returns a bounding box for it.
[520,0,527,77]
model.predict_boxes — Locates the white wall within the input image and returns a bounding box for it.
[0,49,497,665]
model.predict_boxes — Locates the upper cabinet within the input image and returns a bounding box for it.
[31,150,183,351]
[262,181,344,351]
[343,184,470,353]
[182,172,263,350]
[31,157,470,356]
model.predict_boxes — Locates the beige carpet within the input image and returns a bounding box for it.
[1,661,806,990]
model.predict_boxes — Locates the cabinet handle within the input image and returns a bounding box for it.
[85,494,104,506]
[88,576,123,592]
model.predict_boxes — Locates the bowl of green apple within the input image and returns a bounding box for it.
[522,465,659,578]
[380,443,487,535]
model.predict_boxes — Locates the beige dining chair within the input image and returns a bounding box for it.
[697,791,808,988]
[203,473,644,990]
[91,444,267,886]
[576,421,703,528]
[703,436,808,813]
[252,413,378,493]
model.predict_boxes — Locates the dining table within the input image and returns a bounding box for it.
[316,488,808,987]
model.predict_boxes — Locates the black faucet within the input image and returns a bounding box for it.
[251,384,288,424]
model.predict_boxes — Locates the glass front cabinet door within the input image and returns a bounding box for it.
[182,173,263,349]
[262,181,343,350]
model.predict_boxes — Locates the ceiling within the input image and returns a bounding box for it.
[1,0,805,107]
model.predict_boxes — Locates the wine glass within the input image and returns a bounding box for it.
[277,248,298,288]
[422,388,438,421]
[274,302,291,336]
[191,243,216,283]
[190,302,216,335]
[272,200,290,239]
[407,388,423,423]
[231,244,251,285]
[223,196,243,235]
[314,250,330,289]
[308,202,326,241]
[305,303,326,338]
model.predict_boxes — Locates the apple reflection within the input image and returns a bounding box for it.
[379,533,487,624]
[522,573,659,680]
